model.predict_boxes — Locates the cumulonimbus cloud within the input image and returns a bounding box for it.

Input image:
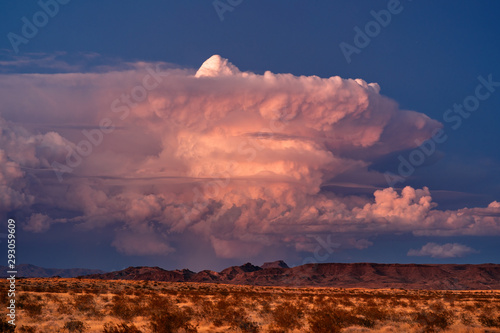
[0,54,499,258]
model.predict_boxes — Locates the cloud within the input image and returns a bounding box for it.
[0,54,499,258]
[353,187,500,236]
[408,243,479,258]
[112,231,175,256]
[0,115,73,212]
[195,55,240,77]
[24,213,53,233]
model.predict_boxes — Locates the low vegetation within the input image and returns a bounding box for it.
[1,278,500,332]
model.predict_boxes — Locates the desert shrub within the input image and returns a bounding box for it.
[478,308,500,328]
[308,306,358,333]
[390,298,402,307]
[328,297,339,307]
[58,282,69,292]
[134,290,144,297]
[315,295,325,303]
[339,296,354,307]
[245,298,258,311]
[32,283,45,293]
[25,301,43,317]
[365,298,377,307]
[111,295,136,321]
[355,305,389,327]
[462,303,475,312]
[0,317,15,333]
[474,301,483,309]
[102,322,143,333]
[198,299,215,320]
[198,297,253,329]
[21,294,44,318]
[259,299,272,316]
[360,303,388,317]
[460,312,474,326]
[270,302,304,332]
[86,284,99,291]
[18,326,36,333]
[57,300,73,315]
[150,307,197,333]
[64,320,87,333]
[0,289,9,307]
[183,305,195,316]
[125,289,135,296]
[214,299,233,325]
[413,305,454,332]
[235,319,259,333]
[73,294,97,315]
[224,307,249,328]
[147,294,171,316]
[16,293,31,308]
[189,293,202,304]
[44,292,58,302]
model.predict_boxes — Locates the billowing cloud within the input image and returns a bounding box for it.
[408,243,479,258]
[24,213,53,233]
[0,54,499,258]
[354,188,500,236]
[0,114,72,212]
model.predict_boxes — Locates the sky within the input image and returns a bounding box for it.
[0,1,499,272]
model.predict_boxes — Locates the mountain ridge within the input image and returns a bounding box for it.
[0,264,105,278]
[82,261,500,290]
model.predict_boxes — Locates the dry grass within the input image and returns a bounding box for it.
[1,278,500,332]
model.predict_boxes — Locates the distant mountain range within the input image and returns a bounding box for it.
[0,264,105,278]
[5,261,500,290]
[83,261,500,290]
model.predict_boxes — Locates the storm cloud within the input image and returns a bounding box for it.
[1,55,499,259]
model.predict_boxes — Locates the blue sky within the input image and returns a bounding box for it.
[1,1,499,271]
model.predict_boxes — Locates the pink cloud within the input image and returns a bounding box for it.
[1,55,499,257]
[408,243,479,258]
[24,213,53,233]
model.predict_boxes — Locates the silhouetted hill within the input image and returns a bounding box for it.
[0,264,105,278]
[261,260,289,269]
[87,266,195,282]
[83,262,500,290]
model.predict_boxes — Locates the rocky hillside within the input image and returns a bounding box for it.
[83,261,500,290]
